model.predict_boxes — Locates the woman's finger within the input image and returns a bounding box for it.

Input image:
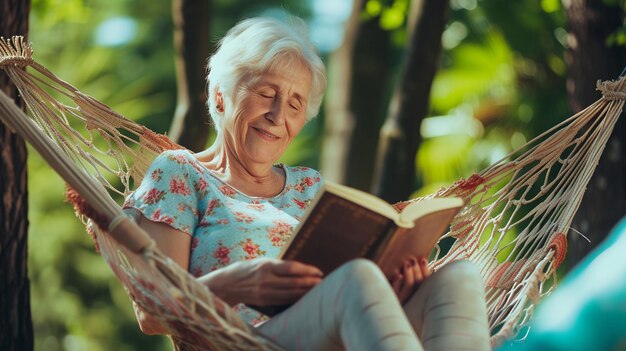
[273,260,324,277]
[403,260,415,290]
[398,260,419,302]
[263,275,323,289]
[391,272,404,295]
[418,257,431,280]
[413,258,426,282]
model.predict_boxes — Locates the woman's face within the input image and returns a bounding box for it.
[222,60,312,168]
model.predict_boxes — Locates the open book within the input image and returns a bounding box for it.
[250,181,464,316]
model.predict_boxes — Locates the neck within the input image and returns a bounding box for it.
[195,136,284,197]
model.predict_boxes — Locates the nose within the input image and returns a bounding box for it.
[266,99,286,125]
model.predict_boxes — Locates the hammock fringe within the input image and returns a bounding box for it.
[0,36,33,68]
[597,78,626,101]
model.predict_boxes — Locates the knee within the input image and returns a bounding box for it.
[432,260,484,288]
[331,259,398,310]
[336,259,387,285]
[442,260,482,276]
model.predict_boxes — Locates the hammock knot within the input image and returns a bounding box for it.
[487,259,530,289]
[449,218,474,239]
[65,185,108,254]
[455,173,486,192]
[546,232,567,269]
[0,36,34,69]
[597,78,626,101]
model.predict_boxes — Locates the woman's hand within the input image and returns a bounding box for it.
[390,256,431,304]
[200,258,323,307]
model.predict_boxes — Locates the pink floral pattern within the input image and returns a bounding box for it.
[293,198,308,210]
[194,177,209,197]
[212,240,231,269]
[267,220,293,247]
[150,208,175,226]
[239,238,266,259]
[218,185,237,196]
[151,168,163,181]
[169,175,191,195]
[286,175,322,193]
[123,149,323,325]
[234,211,256,223]
[143,188,166,205]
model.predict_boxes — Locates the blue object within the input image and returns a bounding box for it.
[497,217,626,351]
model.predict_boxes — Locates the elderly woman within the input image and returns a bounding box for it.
[124,17,491,351]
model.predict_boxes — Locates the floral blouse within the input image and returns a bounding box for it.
[123,149,323,325]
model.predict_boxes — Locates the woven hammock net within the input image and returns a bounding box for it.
[1,36,624,350]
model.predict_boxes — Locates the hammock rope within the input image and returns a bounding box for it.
[1,35,624,350]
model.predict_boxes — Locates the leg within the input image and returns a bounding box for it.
[257,259,423,351]
[403,260,490,351]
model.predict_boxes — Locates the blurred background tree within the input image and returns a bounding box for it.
[167,0,212,151]
[1,1,33,350]
[565,0,626,267]
[372,0,450,203]
[10,0,624,350]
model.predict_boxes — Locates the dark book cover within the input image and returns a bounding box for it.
[282,192,396,275]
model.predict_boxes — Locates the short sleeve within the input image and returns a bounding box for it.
[123,151,199,235]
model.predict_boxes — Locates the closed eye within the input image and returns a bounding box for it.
[289,99,303,111]
[256,87,276,99]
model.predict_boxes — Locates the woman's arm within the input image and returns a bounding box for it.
[138,214,192,267]
[133,215,191,335]
[133,214,323,334]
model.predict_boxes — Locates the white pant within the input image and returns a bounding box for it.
[257,259,490,351]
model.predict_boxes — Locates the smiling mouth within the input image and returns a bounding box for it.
[252,127,279,140]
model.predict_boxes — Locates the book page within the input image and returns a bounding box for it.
[324,182,399,221]
[399,197,464,225]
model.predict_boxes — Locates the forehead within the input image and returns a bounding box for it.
[254,60,312,98]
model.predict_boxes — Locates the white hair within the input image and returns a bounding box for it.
[207,16,326,133]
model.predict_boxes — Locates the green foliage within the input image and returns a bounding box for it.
[431,29,515,113]
[28,3,176,347]
[416,0,570,196]
[362,0,411,46]
[379,0,409,31]
[28,147,168,351]
[607,26,626,47]
[415,0,573,276]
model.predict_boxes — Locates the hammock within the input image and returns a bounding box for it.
[0,36,624,350]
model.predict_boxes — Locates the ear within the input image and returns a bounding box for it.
[214,87,224,113]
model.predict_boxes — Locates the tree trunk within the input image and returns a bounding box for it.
[321,0,391,190]
[565,0,626,266]
[320,0,362,184]
[0,0,33,350]
[372,0,450,203]
[167,0,211,152]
